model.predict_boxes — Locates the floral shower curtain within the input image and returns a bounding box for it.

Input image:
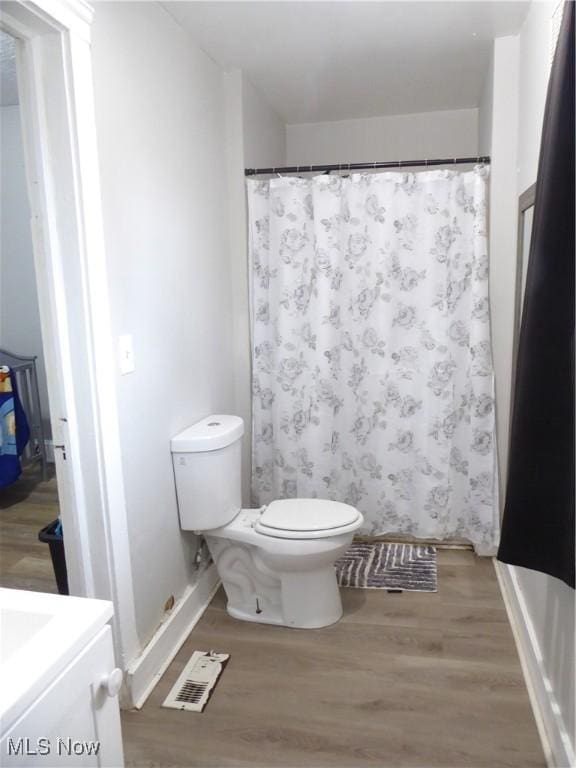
[247,167,499,555]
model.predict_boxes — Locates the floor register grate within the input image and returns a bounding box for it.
[162,651,230,713]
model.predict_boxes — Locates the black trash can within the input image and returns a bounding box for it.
[38,519,69,595]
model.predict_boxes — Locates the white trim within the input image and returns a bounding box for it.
[494,560,575,768]
[62,11,139,667]
[126,566,220,710]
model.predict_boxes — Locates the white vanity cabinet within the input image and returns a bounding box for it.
[0,590,124,767]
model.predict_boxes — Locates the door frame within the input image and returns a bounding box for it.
[0,0,138,670]
[505,183,536,489]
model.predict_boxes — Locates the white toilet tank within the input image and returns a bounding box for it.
[171,415,244,531]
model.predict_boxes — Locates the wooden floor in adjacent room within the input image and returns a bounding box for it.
[122,550,546,768]
[0,467,60,593]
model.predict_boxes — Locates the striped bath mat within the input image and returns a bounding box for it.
[335,542,437,592]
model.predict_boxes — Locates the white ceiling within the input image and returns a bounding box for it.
[0,30,18,107]
[164,1,530,124]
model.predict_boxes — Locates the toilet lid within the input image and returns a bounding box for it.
[255,498,361,539]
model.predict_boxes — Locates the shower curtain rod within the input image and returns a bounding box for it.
[244,155,490,176]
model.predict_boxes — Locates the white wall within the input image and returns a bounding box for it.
[224,70,286,504]
[517,0,558,194]
[286,108,478,166]
[91,2,236,649]
[0,105,51,437]
[478,50,494,156]
[487,35,520,498]
[510,1,575,760]
[242,75,286,170]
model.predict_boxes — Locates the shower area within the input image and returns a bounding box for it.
[246,160,499,556]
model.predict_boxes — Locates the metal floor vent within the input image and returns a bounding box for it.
[162,651,229,713]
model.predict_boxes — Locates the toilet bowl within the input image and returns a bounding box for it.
[206,500,362,628]
[171,415,363,629]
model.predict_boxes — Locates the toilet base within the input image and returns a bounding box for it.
[223,565,344,629]
[204,509,356,630]
[226,596,343,629]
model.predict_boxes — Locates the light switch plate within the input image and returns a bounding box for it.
[118,334,135,375]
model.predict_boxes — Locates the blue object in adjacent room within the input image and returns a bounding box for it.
[0,366,31,487]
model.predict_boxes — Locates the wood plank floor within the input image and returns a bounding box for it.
[0,467,60,593]
[122,550,546,768]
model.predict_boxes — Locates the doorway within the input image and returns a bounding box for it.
[0,29,62,594]
[0,0,138,671]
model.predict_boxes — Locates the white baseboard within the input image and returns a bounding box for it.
[125,563,220,709]
[494,560,575,768]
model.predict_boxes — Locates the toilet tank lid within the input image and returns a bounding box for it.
[171,415,244,453]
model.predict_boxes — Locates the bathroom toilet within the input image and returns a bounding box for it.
[171,415,363,628]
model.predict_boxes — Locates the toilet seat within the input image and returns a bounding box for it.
[255,498,362,540]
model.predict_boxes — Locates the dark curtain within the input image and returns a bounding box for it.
[497,1,575,588]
